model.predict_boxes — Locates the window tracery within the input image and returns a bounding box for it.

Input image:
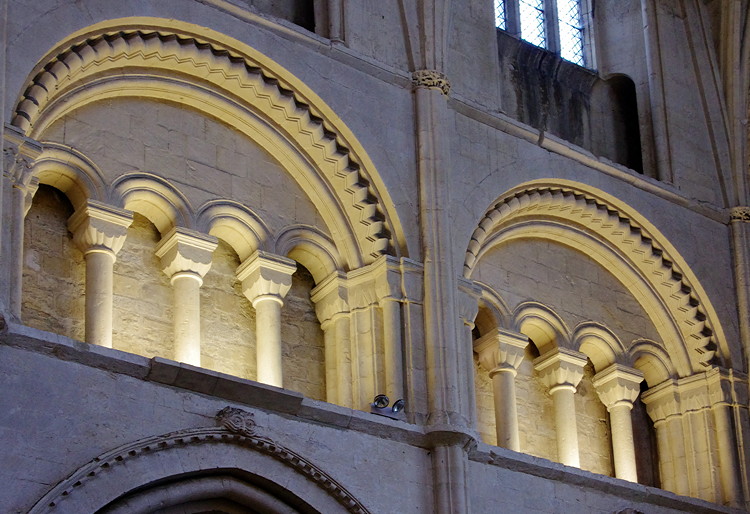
[495,0,589,67]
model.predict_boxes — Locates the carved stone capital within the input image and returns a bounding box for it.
[592,364,643,411]
[640,379,680,424]
[412,69,451,95]
[457,278,482,327]
[3,125,42,184]
[310,271,350,325]
[236,250,296,306]
[474,328,529,376]
[370,255,403,302]
[534,348,588,393]
[155,227,218,282]
[67,201,133,257]
[729,206,750,223]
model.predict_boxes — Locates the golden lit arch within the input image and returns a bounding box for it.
[12,18,406,270]
[464,179,731,377]
[29,143,107,209]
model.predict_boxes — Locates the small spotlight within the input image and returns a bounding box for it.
[369,394,406,421]
[373,394,390,409]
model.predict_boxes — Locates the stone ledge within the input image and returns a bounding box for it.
[469,441,740,514]
[1,324,741,513]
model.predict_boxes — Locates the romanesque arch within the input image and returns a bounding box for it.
[29,407,370,514]
[464,179,732,376]
[12,18,407,269]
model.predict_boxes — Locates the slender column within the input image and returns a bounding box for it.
[374,256,405,403]
[534,348,587,467]
[642,380,685,495]
[237,250,296,388]
[707,368,744,508]
[68,202,133,348]
[474,328,529,451]
[593,364,644,482]
[155,227,217,366]
[311,271,351,406]
[457,278,481,429]
[729,207,750,371]
[3,127,42,321]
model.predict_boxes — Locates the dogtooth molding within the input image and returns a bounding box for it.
[464,183,727,374]
[29,406,370,514]
[11,27,396,267]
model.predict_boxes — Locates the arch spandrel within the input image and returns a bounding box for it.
[12,19,407,271]
[464,179,733,377]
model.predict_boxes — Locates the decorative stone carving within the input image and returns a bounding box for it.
[3,125,42,184]
[155,227,218,281]
[592,364,643,410]
[729,206,750,222]
[29,423,371,514]
[533,347,588,392]
[68,201,133,257]
[216,406,257,437]
[412,69,451,95]
[236,250,297,305]
[474,328,529,376]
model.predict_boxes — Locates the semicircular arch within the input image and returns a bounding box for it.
[12,19,404,269]
[28,423,370,514]
[464,180,730,377]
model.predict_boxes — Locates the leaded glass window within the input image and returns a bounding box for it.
[494,0,590,68]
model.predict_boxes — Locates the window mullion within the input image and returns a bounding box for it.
[506,0,522,38]
[545,0,561,54]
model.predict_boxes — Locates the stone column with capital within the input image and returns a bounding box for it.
[68,201,133,348]
[592,364,644,482]
[641,380,686,495]
[155,227,217,367]
[534,347,588,467]
[3,127,42,321]
[474,328,529,451]
[237,250,296,388]
[311,271,351,406]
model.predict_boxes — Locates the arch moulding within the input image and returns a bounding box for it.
[464,180,732,377]
[29,407,370,514]
[12,18,407,270]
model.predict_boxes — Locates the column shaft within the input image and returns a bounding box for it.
[609,404,637,482]
[668,416,690,495]
[552,386,580,467]
[10,184,25,319]
[653,421,675,492]
[334,314,353,406]
[712,403,741,507]
[322,320,338,404]
[382,298,404,400]
[84,250,116,347]
[171,272,202,366]
[254,296,284,387]
[491,369,520,451]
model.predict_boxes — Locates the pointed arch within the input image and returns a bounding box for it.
[464,179,731,376]
[11,18,406,269]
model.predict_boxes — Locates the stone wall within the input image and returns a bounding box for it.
[22,186,84,341]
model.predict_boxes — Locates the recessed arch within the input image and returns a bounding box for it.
[28,143,106,209]
[464,179,731,376]
[12,19,407,269]
[111,172,193,234]
[573,322,628,373]
[473,281,512,335]
[29,423,370,514]
[629,339,676,387]
[198,200,273,261]
[512,301,571,354]
[275,224,342,284]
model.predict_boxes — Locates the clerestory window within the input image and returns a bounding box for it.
[495,0,591,67]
